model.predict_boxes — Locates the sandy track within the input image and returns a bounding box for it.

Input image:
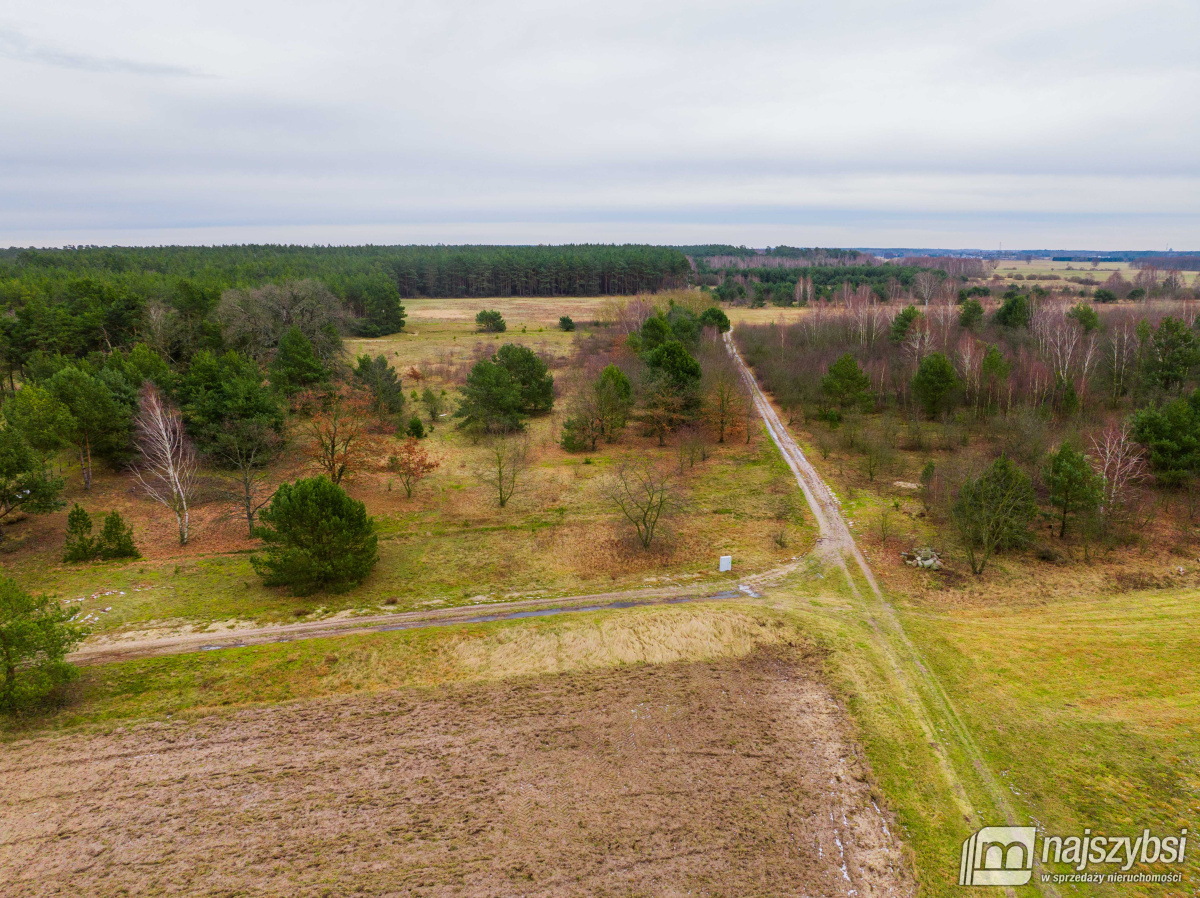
[0,649,912,898]
[725,332,1057,896]
[68,577,792,667]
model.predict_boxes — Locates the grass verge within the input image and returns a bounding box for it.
[1,603,796,737]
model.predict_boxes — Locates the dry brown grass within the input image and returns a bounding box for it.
[450,604,792,679]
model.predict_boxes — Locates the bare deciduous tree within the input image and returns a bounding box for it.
[955,335,984,407]
[914,271,939,306]
[846,285,883,345]
[928,299,956,350]
[1089,422,1147,533]
[1041,305,1081,384]
[605,462,675,549]
[675,424,708,473]
[216,280,345,363]
[903,319,933,369]
[132,385,198,546]
[477,434,529,508]
[142,302,177,359]
[1107,322,1138,404]
[216,420,282,537]
[1078,332,1100,403]
[1133,266,1159,294]
[702,360,746,443]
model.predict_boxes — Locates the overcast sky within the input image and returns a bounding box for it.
[2,0,1197,249]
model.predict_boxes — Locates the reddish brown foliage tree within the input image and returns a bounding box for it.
[302,386,389,485]
[388,438,439,498]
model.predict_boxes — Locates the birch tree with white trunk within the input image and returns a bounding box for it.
[1089,422,1146,530]
[132,385,198,546]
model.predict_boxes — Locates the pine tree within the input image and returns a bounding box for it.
[97,511,140,560]
[251,477,378,596]
[494,344,554,413]
[912,353,961,418]
[1045,444,1101,538]
[475,310,506,333]
[0,576,84,712]
[269,326,327,393]
[63,504,96,562]
[822,354,871,409]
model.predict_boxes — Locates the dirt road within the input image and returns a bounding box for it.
[67,584,760,667]
[725,330,1055,896]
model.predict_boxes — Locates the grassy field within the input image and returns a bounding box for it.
[991,259,1136,277]
[0,602,797,733]
[345,295,591,377]
[3,420,812,632]
[344,293,812,374]
[751,566,1200,896]
[767,395,1200,896]
[907,584,1200,830]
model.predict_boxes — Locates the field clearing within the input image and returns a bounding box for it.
[345,293,813,378]
[3,418,812,634]
[346,306,581,377]
[0,635,913,898]
[992,259,1135,276]
[901,585,1200,894]
[726,305,814,326]
[4,292,815,637]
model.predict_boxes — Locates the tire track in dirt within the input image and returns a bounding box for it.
[725,330,1055,898]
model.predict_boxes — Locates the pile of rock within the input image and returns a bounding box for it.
[901,547,942,570]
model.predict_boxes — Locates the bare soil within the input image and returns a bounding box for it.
[0,648,912,898]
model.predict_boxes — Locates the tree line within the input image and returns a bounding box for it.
[386,245,690,297]
[0,244,693,385]
[0,243,691,294]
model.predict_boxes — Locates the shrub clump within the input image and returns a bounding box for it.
[698,306,731,333]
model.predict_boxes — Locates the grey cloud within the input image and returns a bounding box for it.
[0,26,204,76]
